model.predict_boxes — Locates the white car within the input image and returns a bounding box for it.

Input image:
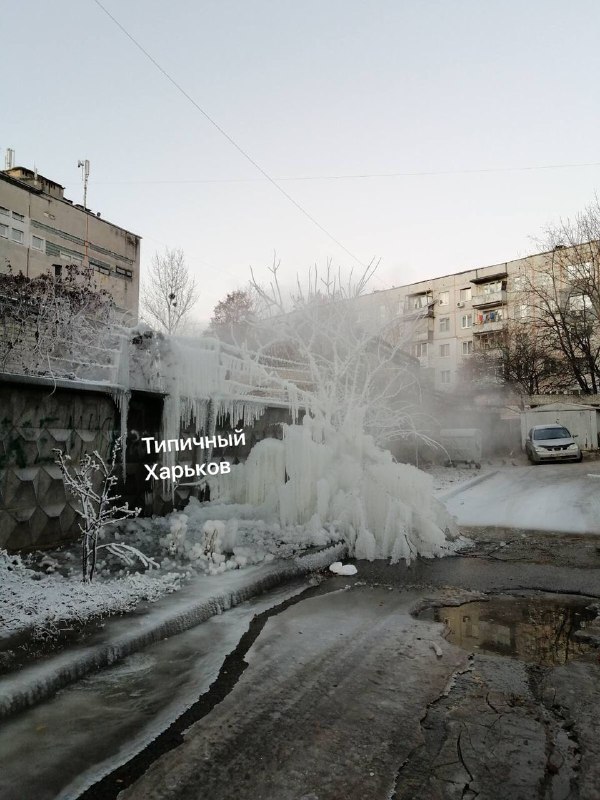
[525,424,582,464]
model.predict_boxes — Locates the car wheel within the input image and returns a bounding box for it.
[577,453,583,463]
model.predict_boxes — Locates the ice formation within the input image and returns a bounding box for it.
[116,324,458,564]
[208,415,458,563]
[329,562,358,576]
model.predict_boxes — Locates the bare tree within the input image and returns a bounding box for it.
[141,248,199,334]
[464,321,570,397]
[523,206,600,393]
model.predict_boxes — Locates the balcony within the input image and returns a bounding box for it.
[473,319,505,333]
[412,324,435,342]
[472,289,507,308]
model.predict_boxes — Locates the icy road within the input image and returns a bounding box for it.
[443,460,600,534]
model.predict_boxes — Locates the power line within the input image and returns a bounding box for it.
[70,159,600,187]
[91,0,368,270]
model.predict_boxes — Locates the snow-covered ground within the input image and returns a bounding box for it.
[0,505,341,646]
[442,461,600,534]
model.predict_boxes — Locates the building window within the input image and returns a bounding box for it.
[116,265,133,279]
[513,275,525,291]
[439,291,449,306]
[53,264,63,278]
[439,343,450,357]
[11,211,25,222]
[61,251,82,265]
[440,370,451,385]
[462,340,473,355]
[439,317,450,332]
[11,228,24,244]
[413,342,428,358]
[461,313,472,328]
[460,287,472,302]
[31,235,44,251]
[97,265,111,276]
[0,223,8,239]
[0,206,9,217]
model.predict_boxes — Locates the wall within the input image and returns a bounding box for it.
[0,173,140,317]
[0,379,117,550]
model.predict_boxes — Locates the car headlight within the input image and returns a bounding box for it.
[567,443,578,450]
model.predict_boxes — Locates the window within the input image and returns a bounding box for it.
[31,235,44,251]
[481,280,502,294]
[0,223,7,239]
[0,206,8,217]
[11,211,24,222]
[440,370,451,385]
[515,303,528,320]
[462,340,473,355]
[53,264,63,278]
[61,251,82,265]
[461,313,472,328]
[439,316,450,332]
[11,228,24,244]
[116,266,133,279]
[439,291,449,306]
[439,343,450,357]
[460,287,472,302]
[413,342,428,358]
[513,275,525,291]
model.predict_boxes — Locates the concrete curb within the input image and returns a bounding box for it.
[436,470,498,501]
[0,543,347,719]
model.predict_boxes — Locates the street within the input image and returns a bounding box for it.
[444,461,600,534]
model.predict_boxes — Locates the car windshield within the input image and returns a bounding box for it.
[533,427,571,441]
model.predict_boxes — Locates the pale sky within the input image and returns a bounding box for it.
[3,0,600,322]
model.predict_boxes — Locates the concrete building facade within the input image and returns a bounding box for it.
[0,165,141,317]
[356,247,580,392]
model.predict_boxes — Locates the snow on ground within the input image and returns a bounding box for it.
[443,461,600,534]
[0,550,183,643]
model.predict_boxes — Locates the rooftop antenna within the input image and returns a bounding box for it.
[5,148,15,170]
[77,158,90,210]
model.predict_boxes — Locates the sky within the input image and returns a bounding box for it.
[2,0,600,323]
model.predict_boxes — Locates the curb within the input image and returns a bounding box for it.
[0,543,346,719]
[436,470,498,501]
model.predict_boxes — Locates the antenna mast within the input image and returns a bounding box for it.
[77,159,90,210]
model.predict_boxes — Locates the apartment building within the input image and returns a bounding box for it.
[355,247,581,392]
[0,162,141,317]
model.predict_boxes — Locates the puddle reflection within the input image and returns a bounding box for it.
[427,595,598,666]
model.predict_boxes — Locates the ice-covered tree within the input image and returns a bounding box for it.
[206,260,457,563]
[54,439,154,582]
[0,264,123,380]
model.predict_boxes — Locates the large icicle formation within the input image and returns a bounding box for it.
[209,415,457,563]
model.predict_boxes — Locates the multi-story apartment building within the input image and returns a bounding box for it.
[355,246,584,392]
[0,163,141,317]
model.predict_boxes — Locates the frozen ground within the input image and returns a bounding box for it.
[443,460,600,534]
[0,581,310,800]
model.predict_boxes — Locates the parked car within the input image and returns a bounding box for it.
[525,424,582,464]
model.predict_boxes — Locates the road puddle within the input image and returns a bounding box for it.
[422,594,599,666]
